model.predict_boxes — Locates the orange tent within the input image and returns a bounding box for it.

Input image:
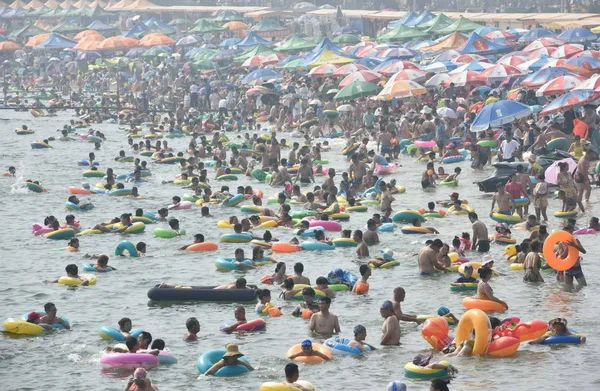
[0,41,23,51]
[420,32,468,52]
[139,33,175,47]
[74,30,103,40]
[10,0,29,8]
[223,21,248,31]
[26,33,51,48]
[23,0,44,9]
[97,36,139,51]
[44,0,62,8]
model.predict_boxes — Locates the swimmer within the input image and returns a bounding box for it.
[180,233,205,250]
[204,344,254,376]
[411,218,439,234]
[25,311,53,331]
[39,302,70,329]
[184,317,200,342]
[93,254,116,272]
[45,264,90,286]
[314,277,335,298]
[291,262,310,285]
[309,297,340,336]
[281,363,312,391]
[214,277,248,290]
[380,300,400,345]
[66,238,79,251]
[220,306,248,333]
[478,267,509,310]
[391,287,422,324]
[352,264,371,293]
[529,317,586,345]
[124,368,159,391]
[255,288,280,315]
[451,264,478,287]
[292,287,319,316]
[287,339,331,361]
[348,324,377,352]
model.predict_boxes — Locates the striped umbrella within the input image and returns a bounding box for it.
[453,54,489,64]
[443,71,484,87]
[376,47,416,59]
[527,47,556,59]
[551,44,584,59]
[484,30,516,40]
[523,37,565,51]
[433,49,461,62]
[355,46,379,58]
[386,69,429,83]
[339,70,381,87]
[421,61,457,73]
[308,64,339,77]
[478,64,524,82]
[572,50,600,60]
[241,55,263,69]
[332,63,369,76]
[496,55,528,67]
[563,56,600,72]
[573,74,600,92]
[260,53,284,66]
[376,80,427,100]
[521,67,578,88]
[539,90,598,115]
[448,61,493,74]
[424,74,450,88]
[517,57,551,72]
[535,75,585,96]
[377,60,420,76]
[538,58,566,70]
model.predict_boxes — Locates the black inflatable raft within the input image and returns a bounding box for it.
[147,284,258,302]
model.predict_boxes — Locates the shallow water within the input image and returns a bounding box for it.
[1,110,599,390]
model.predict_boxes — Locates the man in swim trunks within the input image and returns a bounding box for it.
[418,239,451,275]
[294,158,314,184]
[309,297,340,336]
[380,300,400,345]
[469,212,490,253]
[281,363,312,391]
[348,154,367,189]
[39,302,70,329]
[363,219,380,246]
[292,262,311,285]
[392,287,422,324]
[490,183,513,215]
[220,305,248,333]
[348,324,377,352]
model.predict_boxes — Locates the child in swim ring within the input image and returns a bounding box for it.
[288,339,330,361]
[529,318,586,345]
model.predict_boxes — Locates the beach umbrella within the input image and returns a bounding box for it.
[437,107,457,118]
[334,81,381,101]
[211,48,242,61]
[448,61,493,74]
[241,55,263,69]
[279,58,305,70]
[332,34,361,45]
[424,73,450,87]
[308,64,339,77]
[242,68,283,84]
[376,80,426,100]
[141,46,170,57]
[521,67,577,88]
[74,30,102,41]
[387,69,429,83]
[421,61,456,73]
[519,28,557,43]
[354,57,384,69]
[573,74,600,92]
[126,47,146,57]
[376,47,416,59]
[26,33,51,48]
[176,35,199,46]
[562,56,600,72]
[245,86,270,96]
[75,51,101,62]
[191,59,216,71]
[539,90,598,115]
[496,55,527,67]
[523,37,565,51]
[260,53,284,66]
[557,28,597,43]
[168,18,191,27]
[339,70,381,87]
[453,54,489,64]
[470,85,492,96]
[527,47,556,59]
[337,104,353,112]
[0,41,22,51]
[433,49,461,62]
[484,30,516,41]
[477,64,523,82]
[550,44,583,59]
[443,71,484,87]
[97,37,139,51]
[332,63,369,76]
[516,57,552,72]
[572,50,600,60]
[377,60,420,76]
[222,21,248,31]
[471,100,531,132]
[538,58,566,70]
[535,75,585,97]
[219,38,241,48]
[140,33,175,47]
[355,46,379,58]
[544,158,578,184]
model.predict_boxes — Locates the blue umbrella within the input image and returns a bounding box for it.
[469,85,492,96]
[518,56,551,72]
[242,68,283,84]
[354,57,385,69]
[522,67,577,88]
[557,28,597,43]
[539,90,596,115]
[518,27,555,43]
[564,56,600,70]
[421,61,457,73]
[471,100,531,132]
[211,48,243,61]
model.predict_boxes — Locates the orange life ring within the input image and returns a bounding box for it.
[542,231,579,271]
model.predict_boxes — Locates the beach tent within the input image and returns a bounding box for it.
[458,32,512,55]
[22,0,44,9]
[235,44,277,61]
[388,11,418,28]
[275,34,316,52]
[189,19,225,34]
[420,32,468,52]
[237,31,273,47]
[51,21,84,34]
[35,33,77,49]
[1,7,27,18]
[251,18,287,33]
[406,11,435,28]
[9,23,47,39]
[145,17,175,34]
[212,9,242,22]
[302,38,356,68]
[436,16,485,35]
[87,20,116,32]
[378,25,429,42]
[417,13,451,30]
[122,22,148,38]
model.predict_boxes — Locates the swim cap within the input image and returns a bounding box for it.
[301,339,312,348]
[353,324,366,335]
[437,306,450,316]
[386,381,407,391]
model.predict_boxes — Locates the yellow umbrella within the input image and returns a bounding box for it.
[591,26,600,34]
[376,80,427,100]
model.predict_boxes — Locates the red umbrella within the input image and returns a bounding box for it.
[332,63,369,76]
[523,37,565,51]
[496,55,527,67]
[387,69,429,83]
[572,50,600,60]
[355,46,379,58]
[527,47,556,59]
[339,70,381,87]
[308,64,339,77]
[443,71,484,87]
[378,61,420,76]
[477,64,524,82]
[241,55,263,69]
[259,53,284,66]
[573,74,600,92]
[535,75,585,97]
[484,30,516,40]
[453,54,489,63]
[551,44,584,59]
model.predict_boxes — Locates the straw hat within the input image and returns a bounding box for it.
[380,248,394,261]
[222,343,244,358]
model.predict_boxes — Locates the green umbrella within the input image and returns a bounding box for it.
[333,34,361,45]
[190,49,218,62]
[142,47,170,57]
[192,59,217,70]
[169,18,191,27]
[417,13,452,30]
[333,81,381,101]
[278,58,305,70]
[190,19,225,34]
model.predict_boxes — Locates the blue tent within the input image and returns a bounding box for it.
[87,20,116,32]
[307,37,354,59]
[145,17,175,34]
[35,33,77,49]
[406,11,435,27]
[236,31,273,47]
[122,22,148,38]
[218,37,241,48]
[473,26,500,36]
[388,11,418,28]
[458,32,511,55]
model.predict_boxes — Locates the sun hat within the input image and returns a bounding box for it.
[222,343,244,358]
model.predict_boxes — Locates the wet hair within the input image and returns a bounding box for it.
[275,262,285,273]
[136,242,146,252]
[316,276,328,285]
[44,302,55,311]
[118,318,131,328]
[530,240,540,252]
[430,378,450,391]
[151,339,165,350]
[283,278,295,289]
[194,234,205,242]
[359,264,369,276]
[285,363,299,378]
[257,288,271,300]
[138,331,152,344]
[65,264,78,275]
[125,336,138,351]
[318,296,332,305]
[294,262,304,273]
[186,317,199,331]
[235,277,247,289]
[479,267,492,279]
